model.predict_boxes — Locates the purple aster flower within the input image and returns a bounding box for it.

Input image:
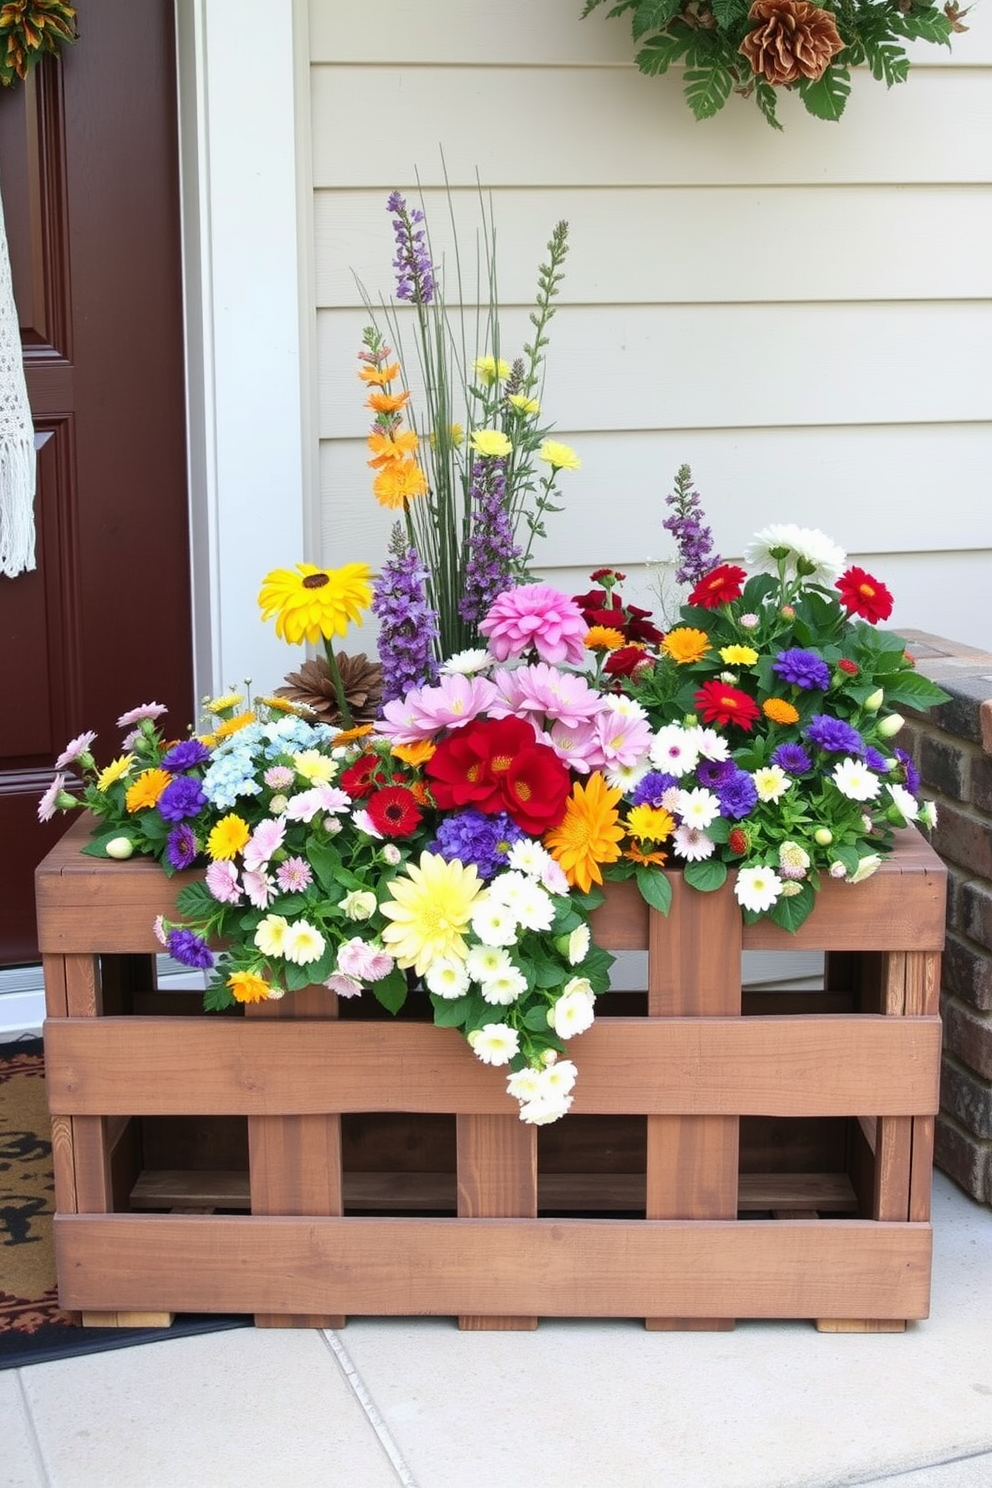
[160,739,211,771]
[386,191,435,305]
[663,465,721,587]
[431,809,526,880]
[773,649,831,691]
[894,747,921,795]
[157,775,208,821]
[716,769,759,819]
[697,758,736,789]
[771,742,813,775]
[632,771,679,808]
[166,824,199,871]
[804,715,865,755]
[863,747,889,774]
[459,456,522,630]
[165,927,214,970]
[372,525,440,704]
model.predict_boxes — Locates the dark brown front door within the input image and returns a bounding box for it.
[0,2,193,965]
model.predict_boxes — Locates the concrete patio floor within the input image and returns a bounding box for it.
[3,1171,990,1488]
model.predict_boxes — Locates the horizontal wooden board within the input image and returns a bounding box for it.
[308,0,992,67]
[315,186,992,308]
[43,1013,941,1118]
[311,68,992,189]
[317,302,992,436]
[53,1212,932,1318]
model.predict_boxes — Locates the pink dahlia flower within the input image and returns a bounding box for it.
[480,585,588,668]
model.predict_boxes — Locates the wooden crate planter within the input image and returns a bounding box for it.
[37,817,945,1331]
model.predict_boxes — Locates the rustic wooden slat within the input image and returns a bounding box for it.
[43,1014,942,1118]
[910,1116,936,1223]
[64,954,99,1017]
[53,1214,933,1321]
[41,952,68,1018]
[457,1115,538,1329]
[646,880,741,1330]
[80,1310,174,1328]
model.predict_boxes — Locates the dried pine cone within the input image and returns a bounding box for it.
[276,652,383,725]
[739,0,844,85]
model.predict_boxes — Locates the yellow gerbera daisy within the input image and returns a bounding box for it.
[470,428,513,459]
[258,562,373,645]
[763,697,800,725]
[625,804,676,843]
[228,970,273,1004]
[720,644,759,666]
[379,852,484,978]
[204,692,245,715]
[584,626,626,653]
[473,356,511,385]
[255,695,315,717]
[292,749,338,785]
[125,768,172,813]
[662,628,711,665]
[537,440,581,472]
[213,711,256,739]
[372,459,429,509]
[96,754,135,792]
[207,814,251,861]
[544,772,625,895]
[331,724,375,747]
[507,394,540,416]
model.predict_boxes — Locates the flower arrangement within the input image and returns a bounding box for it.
[0,1,75,86]
[41,496,948,1123]
[581,0,967,127]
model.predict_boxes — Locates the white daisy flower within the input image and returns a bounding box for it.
[649,724,699,778]
[734,866,784,914]
[425,959,471,1000]
[672,824,716,862]
[440,648,493,676]
[753,765,790,804]
[887,782,919,821]
[676,786,721,831]
[468,1023,519,1066]
[832,756,882,802]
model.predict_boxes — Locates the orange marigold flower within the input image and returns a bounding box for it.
[625,804,676,843]
[365,389,411,413]
[544,771,625,895]
[332,724,376,747]
[662,627,711,664]
[125,768,172,813]
[373,458,429,509]
[391,739,436,767]
[762,697,800,725]
[367,429,420,468]
[584,625,626,653]
[624,842,669,868]
[359,361,401,386]
[228,971,273,1004]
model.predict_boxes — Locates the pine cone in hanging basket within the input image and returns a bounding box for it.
[738,0,844,85]
[275,653,383,725]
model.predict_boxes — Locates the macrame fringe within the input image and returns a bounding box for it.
[0,433,37,576]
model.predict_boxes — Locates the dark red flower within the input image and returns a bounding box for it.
[426,715,570,833]
[837,658,859,675]
[688,564,748,610]
[694,679,761,731]
[498,746,571,834]
[622,604,664,645]
[365,785,423,837]
[340,753,388,799]
[571,588,663,645]
[836,566,894,624]
[605,645,653,680]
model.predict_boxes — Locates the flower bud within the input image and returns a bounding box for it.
[863,688,884,712]
[829,861,847,879]
[780,604,796,620]
[876,713,905,738]
[104,836,135,860]
[814,827,833,846]
[269,794,289,815]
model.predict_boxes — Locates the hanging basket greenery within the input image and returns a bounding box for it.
[581,0,968,127]
[0,1,75,87]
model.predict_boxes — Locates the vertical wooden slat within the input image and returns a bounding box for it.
[247,984,344,1328]
[457,1114,538,1330]
[645,878,741,1331]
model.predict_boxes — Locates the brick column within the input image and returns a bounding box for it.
[901,631,992,1206]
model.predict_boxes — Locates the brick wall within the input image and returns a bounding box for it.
[901,631,992,1206]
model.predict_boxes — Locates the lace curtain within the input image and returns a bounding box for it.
[0,172,36,578]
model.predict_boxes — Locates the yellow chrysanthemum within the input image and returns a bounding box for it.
[625,804,676,843]
[255,695,314,717]
[125,768,172,813]
[366,429,420,468]
[507,394,540,416]
[544,772,625,895]
[372,459,429,509]
[763,697,800,725]
[470,429,513,459]
[391,739,436,767]
[379,852,484,978]
[429,423,465,448]
[365,389,410,413]
[228,970,273,1004]
[662,628,711,665]
[538,440,581,472]
[331,724,375,747]
[204,692,245,715]
[584,626,626,653]
[213,711,256,740]
[720,644,759,666]
[207,814,251,861]
[293,749,338,785]
[258,562,373,644]
[473,356,511,385]
[96,754,135,792]
[358,361,401,386]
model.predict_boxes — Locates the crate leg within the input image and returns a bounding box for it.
[457,1114,538,1330]
[81,1311,175,1328]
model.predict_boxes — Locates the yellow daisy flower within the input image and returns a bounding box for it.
[207,814,251,861]
[379,852,484,978]
[537,440,581,472]
[96,754,135,792]
[720,644,759,666]
[292,749,338,785]
[584,626,626,653]
[213,711,256,740]
[204,693,245,715]
[763,697,800,725]
[125,768,172,813]
[473,356,511,385]
[228,970,273,1004]
[545,772,625,895]
[372,459,429,509]
[258,562,373,645]
[507,394,540,416]
[625,804,676,843]
[391,739,436,767]
[662,628,711,664]
[470,429,513,459]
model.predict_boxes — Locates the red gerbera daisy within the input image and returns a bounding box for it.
[688,564,748,610]
[836,566,893,623]
[693,679,761,731]
[340,753,388,799]
[365,784,423,838]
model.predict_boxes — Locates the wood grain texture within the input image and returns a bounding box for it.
[457,1115,538,1329]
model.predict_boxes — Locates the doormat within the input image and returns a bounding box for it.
[0,1036,250,1369]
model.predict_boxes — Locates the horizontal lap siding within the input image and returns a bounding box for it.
[307,0,992,647]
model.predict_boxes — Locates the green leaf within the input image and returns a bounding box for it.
[373,967,408,1015]
[79,828,133,859]
[798,65,852,122]
[863,38,910,85]
[631,0,682,38]
[768,885,815,933]
[684,63,734,120]
[754,79,783,131]
[635,28,692,75]
[635,865,673,916]
[683,859,728,893]
[893,7,953,45]
[523,1001,555,1033]
[203,980,236,1012]
[709,0,748,24]
[175,880,218,918]
[429,992,475,1028]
